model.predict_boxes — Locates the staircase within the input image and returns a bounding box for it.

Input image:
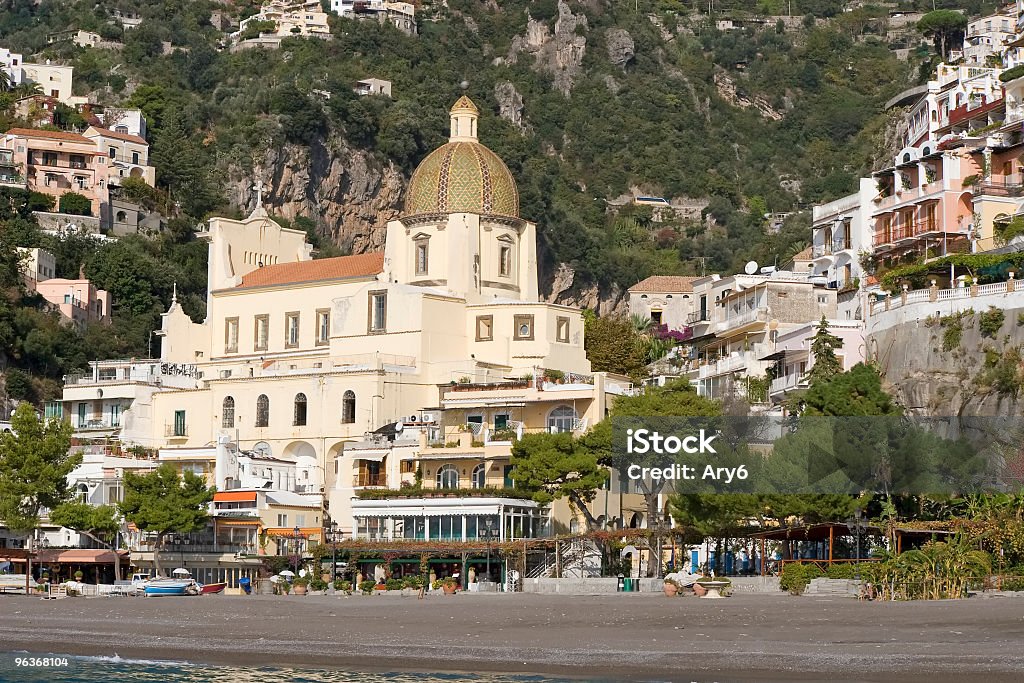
[803,577,859,598]
[527,538,603,579]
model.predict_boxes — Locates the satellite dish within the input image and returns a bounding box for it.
[253,441,272,458]
[744,260,759,275]
[394,421,404,433]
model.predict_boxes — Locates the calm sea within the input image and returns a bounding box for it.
[0,654,615,683]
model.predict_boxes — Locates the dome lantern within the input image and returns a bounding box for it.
[404,96,519,219]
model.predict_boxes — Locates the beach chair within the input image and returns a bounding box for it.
[41,584,67,600]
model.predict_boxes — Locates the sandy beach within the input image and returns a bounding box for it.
[2,591,1023,682]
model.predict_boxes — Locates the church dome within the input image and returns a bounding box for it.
[404,96,520,219]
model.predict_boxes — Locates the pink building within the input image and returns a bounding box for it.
[34,278,111,326]
[870,147,978,263]
[0,128,110,216]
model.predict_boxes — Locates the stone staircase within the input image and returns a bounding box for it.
[803,577,859,598]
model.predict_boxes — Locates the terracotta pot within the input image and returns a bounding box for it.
[321,573,331,582]
[692,583,707,597]
[663,582,678,597]
[442,584,457,595]
[293,584,307,596]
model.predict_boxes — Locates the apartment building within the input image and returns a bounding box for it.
[0,128,107,215]
[627,276,699,331]
[236,0,331,39]
[964,11,1015,66]
[759,320,865,405]
[330,0,417,35]
[17,247,56,286]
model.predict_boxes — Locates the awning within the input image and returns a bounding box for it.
[350,450,387,462]
[214,491,258,503]
[34,549,129,564]
[216,518,261,527]
[264,527,322,538]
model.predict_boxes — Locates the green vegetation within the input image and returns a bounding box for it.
[941,312,967,351]
[917,10,968,61]
[1000,65,1024,82]
[510,432,607,531]
[979,306,1005,339]
[805,316,843,384]
[57,191,91,216]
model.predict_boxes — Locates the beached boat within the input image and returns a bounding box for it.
[143,580,190,596]
[200,582,226,594]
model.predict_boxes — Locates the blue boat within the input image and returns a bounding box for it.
[143,580,190,596]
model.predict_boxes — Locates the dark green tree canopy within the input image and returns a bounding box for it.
[806,315,843,385]
[510,432,607,531]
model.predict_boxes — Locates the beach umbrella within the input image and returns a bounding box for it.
[279,570,295,578]
[172,568,190,576]
[270,575,283,583]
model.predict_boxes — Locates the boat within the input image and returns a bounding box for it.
[200,582,226,594]
[143,580,191,596]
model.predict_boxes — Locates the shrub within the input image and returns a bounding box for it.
[779,563,824,595]
[309,577,328,591]
[58,192,92,216]
[403,575,423,590]
[332,579,352,593]
[4,368,37,403]
[1000,64,1024,82]
[940,312,968,351]
[358,579,376,595]
[979,307,1005,338]
[385,578,404,591]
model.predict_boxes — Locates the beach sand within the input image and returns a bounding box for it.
[2,591,1023,682]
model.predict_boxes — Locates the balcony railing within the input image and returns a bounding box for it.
[164,424,188,438]
[977,178,1024,197]
[31,158,93,170]
[770,372,808,397]
[354,474,386,487]
[715,307,767,332]
[73,419,118,431]
[873,221,943,246]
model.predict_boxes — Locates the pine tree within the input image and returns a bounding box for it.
[806,315,843,385]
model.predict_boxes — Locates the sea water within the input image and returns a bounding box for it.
[0,654,612,683]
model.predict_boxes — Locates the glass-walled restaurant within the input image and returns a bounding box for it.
[352,498,549,541]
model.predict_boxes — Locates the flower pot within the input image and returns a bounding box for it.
[663,582,678,597]
[692,583,707,597]
[442,584,457,595]
[293,584,307,596]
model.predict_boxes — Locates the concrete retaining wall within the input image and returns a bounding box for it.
[521,577,663,594]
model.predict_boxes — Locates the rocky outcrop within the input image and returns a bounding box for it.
[544,263,627,316]
[713,72,783,121]
[226,134,405,255]
[605,28,634,69]
[494,80,528,132]
[507,0,588,95]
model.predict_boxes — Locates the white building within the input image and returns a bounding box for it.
[809,177,876,319]
[0,47,24,86]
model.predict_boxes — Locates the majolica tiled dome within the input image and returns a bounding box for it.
[404,96,520,219]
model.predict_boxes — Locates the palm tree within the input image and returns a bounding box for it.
[14,81,42,98]
[0,69,11,92]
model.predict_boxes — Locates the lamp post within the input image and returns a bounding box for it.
[293,525,301,576]
[845,507,867,581]
[484,517,495,581]
[326,522,343,583]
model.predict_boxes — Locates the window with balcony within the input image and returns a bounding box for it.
[173,410,186,437]
[341,390,356,424]
[254,314,269,351]
[222,396,235,429]
[110,403,121,427]
[293,393,307,426]
[256,394,269,428]
[69,154,86,169]
[547,405,576,433]
[41,152,57,166]
[471,463,486,489]
[316,309,330,346]
[436,464,459,489]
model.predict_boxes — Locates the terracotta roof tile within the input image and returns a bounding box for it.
[86,126,147,145]
[629,275,697,293]
[5,127,91,143]
[239,253,384,288]
[792,246,813,260]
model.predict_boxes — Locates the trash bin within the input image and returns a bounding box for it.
[623,577,633,592]
[238,577,252,595]
[616,575,625,592]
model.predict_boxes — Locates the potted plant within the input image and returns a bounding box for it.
[663,578,680,597]
[292,576,309,595]
[432,577,458,595]
[332,579,352,595]
[309,577,328,594]
[73,570,83,582]
[692,581,708,597]
[359,579,377,595]
[280,580,291,595]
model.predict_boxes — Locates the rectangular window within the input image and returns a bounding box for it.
[556,316,570,343]
[285,312,300,348]
[316,309,330,346]
[475,315,493,342]
[368,291,387,333]
[499,246,511,276]
[173,410,186,437]
[224,317,239,353]
[513,314,534,341]
[254,314,269,351]
[108,146,116,160]
[131,151,140,164]
[296,514,305,527]
[110,403,121,427]
[277,514,288,527]
[106,483,123,504]
[415,241,428,275]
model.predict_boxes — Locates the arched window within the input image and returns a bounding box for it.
[471,463,486,489]
[256,395,269,428]
[222,396,235,429]
[341,390,356,424]
[547,405,577,433]
[294,393,307,426]
[436,464,459,490]
[77,483,88,503]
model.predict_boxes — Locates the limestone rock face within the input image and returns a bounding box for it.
[605,28,634,69]
[544,263,627,316]
[506,1,588,95]
[494,80,528,131]
[227,135,404,255]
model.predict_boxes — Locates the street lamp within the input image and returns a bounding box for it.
[326,522,343,582]
[293,525,301,576]
[484,517,496,581]
[845,507,867,581]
